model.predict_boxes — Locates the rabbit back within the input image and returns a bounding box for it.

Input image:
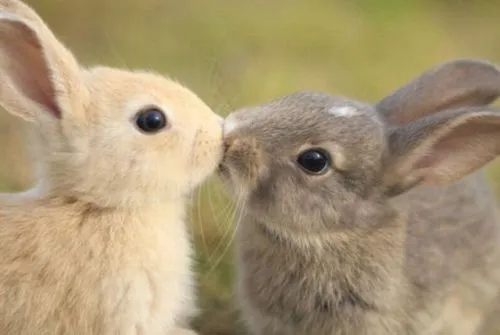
[398,171,500,334]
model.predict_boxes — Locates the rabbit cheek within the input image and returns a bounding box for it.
[222,136,266,194]
[189,126,224,186]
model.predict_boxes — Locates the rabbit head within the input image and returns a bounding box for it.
[0,0,223,208]
[221,59,500,236]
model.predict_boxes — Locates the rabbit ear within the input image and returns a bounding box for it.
[0,9,83,122]
[376,59,500,125]
[383,107,500,196]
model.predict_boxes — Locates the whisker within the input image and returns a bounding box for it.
[196,182,209,257]
[185,127,205,255]
[207,190,244,273]
[213,189,235,231]
[205,179,233,239]
[104,31,128,69]
[206,180,220,231]
[207,198,236,263]
[206,186,239,263]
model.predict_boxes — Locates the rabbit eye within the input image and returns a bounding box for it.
[297,149,330,174]
[135,107,167,134]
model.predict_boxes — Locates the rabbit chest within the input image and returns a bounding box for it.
[0,202,194,335]
[235,221,408,335]
[96,217,194,334]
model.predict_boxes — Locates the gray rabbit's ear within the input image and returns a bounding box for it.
[383,107,500,196]
[376,59,500,125]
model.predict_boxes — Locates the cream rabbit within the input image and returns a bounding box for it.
[0,0,223,334]
[221,59,500,334]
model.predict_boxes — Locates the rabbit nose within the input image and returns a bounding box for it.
[223,114,240,136]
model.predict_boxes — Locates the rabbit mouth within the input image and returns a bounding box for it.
[217,160,241,193]
[218,140,232,176]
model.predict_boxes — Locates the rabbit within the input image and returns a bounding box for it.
[0,0,223,334]
[219,58,500,335]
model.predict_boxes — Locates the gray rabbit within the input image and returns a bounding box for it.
[219,59,500,335]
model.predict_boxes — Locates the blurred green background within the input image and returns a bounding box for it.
[3,0,500,334]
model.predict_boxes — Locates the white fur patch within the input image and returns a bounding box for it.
[223,116,239,135]
[329,106,359,117]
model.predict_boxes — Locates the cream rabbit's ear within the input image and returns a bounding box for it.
[0,0,48,26]
[0,11,84,122]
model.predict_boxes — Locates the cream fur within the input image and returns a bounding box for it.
[0,198,195,334]
[0,0,223,334]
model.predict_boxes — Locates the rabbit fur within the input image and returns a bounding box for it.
[220,59,500,335]
[0,0,223,334]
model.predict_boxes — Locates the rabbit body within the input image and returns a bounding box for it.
[221,60,500,335]
[235,173,500,335]
[0,0,223,334]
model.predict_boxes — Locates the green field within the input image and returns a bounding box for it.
[3,1,500,334]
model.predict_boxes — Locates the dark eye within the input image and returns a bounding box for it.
[297,149,330,174]
[135,108,167,133]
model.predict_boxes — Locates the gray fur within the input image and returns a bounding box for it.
[220,59,500,335]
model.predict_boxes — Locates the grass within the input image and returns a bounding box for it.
[3,0,500,333]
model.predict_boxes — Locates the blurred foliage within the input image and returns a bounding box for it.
[2,0,500,334]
